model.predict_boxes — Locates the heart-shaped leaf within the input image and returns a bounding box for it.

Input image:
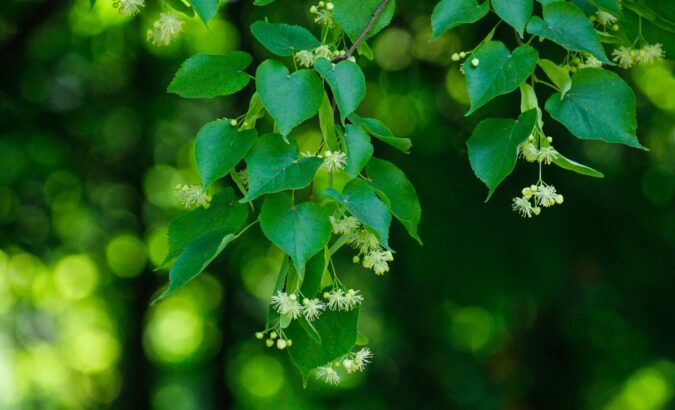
[342,124,373,179]
[164,188,248,264]
[260,193,332,272]
[168,52,252,98]
[314,58,366,122]
[324,179,392,250]
[545,68,645,149]
[431,0,490,39]
[491,0,533,37]
[467,110,538,200]
[365,157,422,245]
[348,113,412,153]
[464,41,538,115]
[256,60,323,136]
[242,134,323,202]
[195,119,257,188]
[332,0,396,42]
[250,21,320,56]
[526,2,611,64]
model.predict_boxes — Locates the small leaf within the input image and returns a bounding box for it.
[158,230,235,301]
[348,113,412,153]
[256,60,323,136]
[332,0,396,42]
[260,193,332,272]
[266,256,289,329]
[319,93,338,151]
[431,0,490,39]
[242,134,323,202]
[365,157,422,245]
[250,21,321,56]
[526,2,611,64]
[195,119,257,188]
[537,59,572,97]
[243,92,266,129]
[314,58,366,122]
[544,68,645,149]
[165,0,195,17]
[553,152,604,178]
[466,110,538,199]
[165,188,248,264]
[301,251,328,297]
[343,124,373,179]
[187,0,218,25]
[286,307,359,380]
[491,0,533,37]
[168,52,252,99]
[324,179,392,250]
[464,41,539,115]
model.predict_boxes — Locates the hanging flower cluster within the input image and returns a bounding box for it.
[315,347,373,385]
[330,214,394,275]
[147,12,185,47]
[174,184,211,209]
[310,1,335,28]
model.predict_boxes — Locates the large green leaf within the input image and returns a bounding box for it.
[491,0,533,37]
[195,119,257,188]
[314,58,366,122]
[164,188,248,264]
[158,230,234,301]
[324,179,392,250]
[256,60,323,136]
[168,52,252,99]
[365,158,422,245]
[332,0,396,42]
[464,42,538,115]
[242,134,323,202]
[187,0,218,25]
[343,124,373,179]
[526,2,611,64]
[431,0,490,39]
[348,113,412,153]
[250,22,320,56]
[466,110,538,199]
[544,69,645,149]
[286,307,359,380]
[260,193,331,272]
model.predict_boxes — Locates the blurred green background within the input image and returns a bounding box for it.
[1,0,674,408]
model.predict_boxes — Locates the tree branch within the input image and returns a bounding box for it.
[331,0,390,63]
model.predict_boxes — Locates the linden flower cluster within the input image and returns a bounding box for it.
[147,13,185,47]
[330,214,394,275]
[301,150,348,173]
[589,10,620,32]
[174,184,212,209]
[271,291,329,322]
[113,0,144,16]
[563,54,604,72]
[518,135,559,165]
[295,45,355,68]
[612,43,665,69]
[255,329,293,351]
[323,288,364,311]
[451,51,480,72]
[310,1,335,28]
[315,348,373,385]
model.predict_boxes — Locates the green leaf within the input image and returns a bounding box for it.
[431,0,490,39]
[314,58,366,122]
[553,152,604,178]
[491,0,533,37]
[365,157,422,245]
[195,119,257,188]
[537,59,572,97]
[466,110,538,200]
[168,52,252,99]
[256,60,323,136]
[89,0,96,9]
[324,179,392,250]
[266,256,289,328]
[165,0,195,17]
[254,0,276,5]
[332,0,396,42]
[286,307,359,380]
[590,0,622,16]
[526,2,611,64]
[343,124,373,179]
[187,0,218,25]
[319,93,338,151]
[158,230,235,301]
[348,113,412,153]
[544,68,645,149]
[250,21,321,56]
[301,251,328,297]
[464,42,538,115]
[243,93,266,129]
[260,193,332,272]
[164,188,248,264]
[242,134,323,202]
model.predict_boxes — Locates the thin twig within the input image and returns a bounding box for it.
[331,0,390,63]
